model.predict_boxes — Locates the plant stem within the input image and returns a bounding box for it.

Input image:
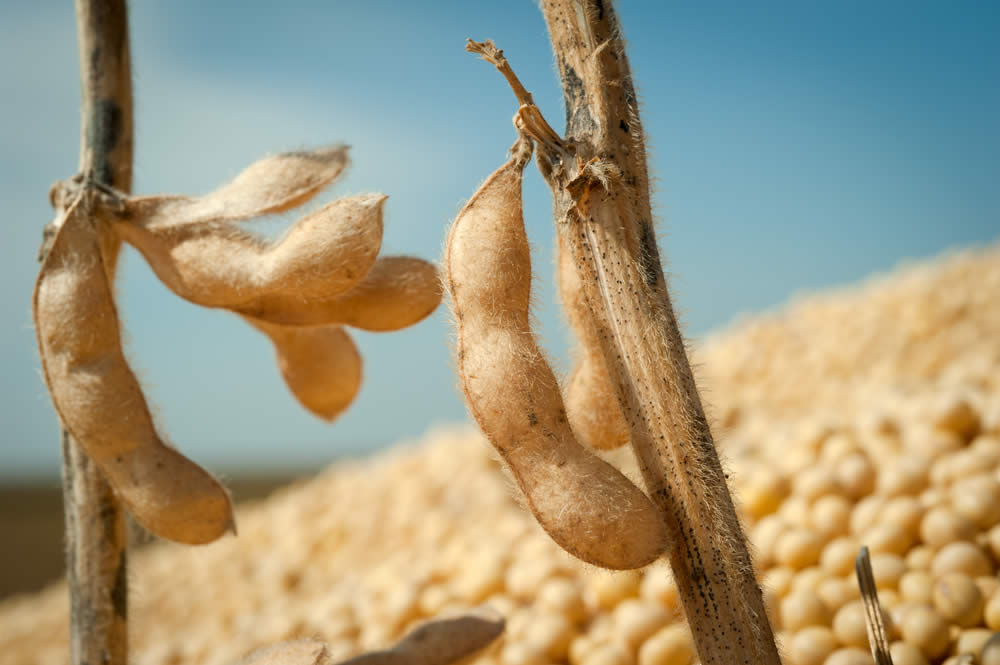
[533,2,780,663]
[76,0,133,195]
[55,2,134,664]
[856,547,894,665]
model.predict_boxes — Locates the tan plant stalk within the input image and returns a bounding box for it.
[50,2,133,663]
[464,0,782,661]
[855,547,894,665]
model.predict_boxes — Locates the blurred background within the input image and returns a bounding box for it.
[1,1,997,598]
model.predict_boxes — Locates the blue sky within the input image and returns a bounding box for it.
[2,1,997,481]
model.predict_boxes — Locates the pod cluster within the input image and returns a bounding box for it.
[34,147,441,544]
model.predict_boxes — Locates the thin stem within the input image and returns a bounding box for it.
[856,547,894,665]
[529,2,780,663]
[76,0,133,194]
[50,2,134,664]
[465,39,565,150]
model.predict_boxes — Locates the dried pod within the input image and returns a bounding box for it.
[445,138,668,570]
[33,200,233,544]
[341,609,505,665]
[126,146,350,229]
[557,232,630,450]
[240,639,333,665]
[248,320,362,422]
[116,193,386,308]
[237,256,442,330]
[240,611,503,665]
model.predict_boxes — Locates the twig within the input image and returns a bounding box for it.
[855,547,894,665]
[45,1,134,664]
[471,1,782,662]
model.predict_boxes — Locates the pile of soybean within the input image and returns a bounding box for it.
[2,244,999,665]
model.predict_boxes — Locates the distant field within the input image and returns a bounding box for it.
[0,474,302,600]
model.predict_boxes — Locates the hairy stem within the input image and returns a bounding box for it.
[53,2,134,664]
[533,2,780,663]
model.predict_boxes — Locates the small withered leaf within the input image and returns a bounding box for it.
[247,319,362,422]
[125,146,350,230]
[352,609,505,665]
[237,256,442,330]
[33,199,234,544]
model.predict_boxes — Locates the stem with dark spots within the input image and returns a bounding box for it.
[532,2,780,663]
[48,2,134,664]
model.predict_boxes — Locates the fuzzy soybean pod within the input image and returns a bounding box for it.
[33,199,233,544]
[115,193,386,308]
[241,611,504,665]
[557,231,631,451]
[341,610,505,665]
[247,319,362,422]
[125,146,351,229]
[236,256,442,330]
[240,640,335,665]
[446,137,669,570]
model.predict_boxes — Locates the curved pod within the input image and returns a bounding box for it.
[445,139,668,570]
[237,256,442,331]
[558,232,631,450]
[116,194,386,309]
[248,320,363,422]
[34,202,233,544]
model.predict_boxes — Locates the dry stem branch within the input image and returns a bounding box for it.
[470,1,781,662]
[242,610,504,665]
[54,1,133,664]
[856,547,894,665]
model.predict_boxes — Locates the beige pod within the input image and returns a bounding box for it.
[126,145,351,228]
[557,231,631,451]
[339,610,505,665]
[445,138,668,570]
[33,201,233,544]
[115,193,387,310]
[237,256,442,330]
[248,319,362,422]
